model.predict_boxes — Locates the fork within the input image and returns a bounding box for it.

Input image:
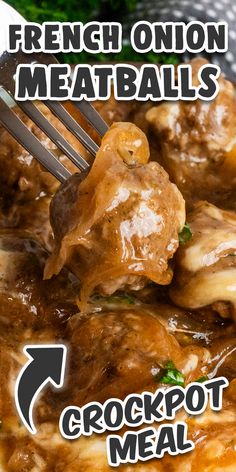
[0,1,109,183]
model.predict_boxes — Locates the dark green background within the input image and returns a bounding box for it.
[8,0,177,64]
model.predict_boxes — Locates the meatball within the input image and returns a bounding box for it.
[94,93,136,125]
[65,309,183,404]
[0,104,90,247]
[170,201,236,320]
[40,304,209,411]
[146,58,236,209]
[45,122,185,307]
[94,92,152,134]
[0,230,79,452]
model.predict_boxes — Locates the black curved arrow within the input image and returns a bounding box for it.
[15,344,67,434]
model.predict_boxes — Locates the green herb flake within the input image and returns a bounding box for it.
[195,376,208,383]
[158,361,185,387]
[179,223,192,245]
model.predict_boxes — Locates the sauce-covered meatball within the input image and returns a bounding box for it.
[0,104,89,247]
[45,122,185,307]
[146,59,236,209]
[171,201,236,320]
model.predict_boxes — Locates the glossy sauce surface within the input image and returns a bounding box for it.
[1,59,236,471]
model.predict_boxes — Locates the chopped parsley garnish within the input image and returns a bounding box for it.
[157,361,185,387]
[195,376,208,383]
[179,223,192,245]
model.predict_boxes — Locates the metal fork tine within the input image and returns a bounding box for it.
[44,101,99,156]
[0,56,90,172]
[0,96,71,183]
[17,101,89,172]
[74,100,109,136]
[36,53,108,136]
